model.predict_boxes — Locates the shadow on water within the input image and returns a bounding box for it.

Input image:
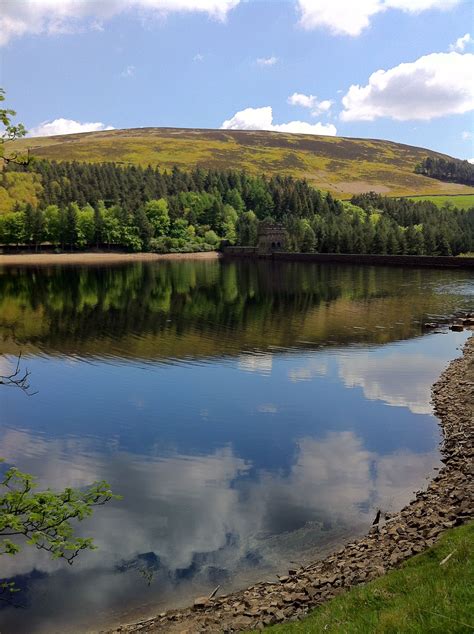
[0,260,472,632]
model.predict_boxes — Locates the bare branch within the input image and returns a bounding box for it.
[0,352,37,395]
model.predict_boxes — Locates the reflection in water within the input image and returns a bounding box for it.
[0,260,472,360]
[339,351,442,414]
[0,260,472,633]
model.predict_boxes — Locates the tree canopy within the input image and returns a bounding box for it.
[1,159,473,256]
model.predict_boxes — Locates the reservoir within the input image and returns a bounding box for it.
[0,259,472,632]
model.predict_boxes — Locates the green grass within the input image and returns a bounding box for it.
[7,127,474,199]
[407,194,474,210]
[264,522,473,634]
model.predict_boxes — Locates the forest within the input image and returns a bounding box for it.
[0,159,473,255]
[415,156,474,187]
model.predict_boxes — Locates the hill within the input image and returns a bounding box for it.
[8,127,474,199]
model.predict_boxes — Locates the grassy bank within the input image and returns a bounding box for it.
[265,522,473,634]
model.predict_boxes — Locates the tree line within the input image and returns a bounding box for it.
[1,159,473,255]
[415,156,474,186]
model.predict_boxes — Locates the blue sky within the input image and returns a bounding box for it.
[1,0,473,159]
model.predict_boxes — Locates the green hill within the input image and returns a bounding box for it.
[8,127,474,199]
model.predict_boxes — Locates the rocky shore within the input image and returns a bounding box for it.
[109,335,473,634]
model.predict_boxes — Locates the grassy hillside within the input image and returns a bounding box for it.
[8,127,474,199]
[407,194,474,209]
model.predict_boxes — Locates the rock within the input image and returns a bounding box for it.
[278,575,290,583]
[193,596,210,609]
[450,324,464,332]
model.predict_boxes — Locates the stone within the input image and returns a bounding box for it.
[193,597,210,609]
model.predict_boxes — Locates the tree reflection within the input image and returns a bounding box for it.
[0,261,470,361]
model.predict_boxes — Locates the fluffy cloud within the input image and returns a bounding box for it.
[28,118,115,137]
[221,106,337,136]
[288,92,333,115]
[341,52,474,121]
[297,0,460,37]
[469,158,474,164]
[0,0,240,46]
[462,131,473,140]
[450,32,473,52]
[288,92,317,109]
[256,56,278,66]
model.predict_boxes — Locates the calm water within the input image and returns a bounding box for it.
[0,260,472,633]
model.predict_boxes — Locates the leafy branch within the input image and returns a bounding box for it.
[0,463,120,564]
[0,87,30,166]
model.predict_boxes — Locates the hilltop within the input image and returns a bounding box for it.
[9,127,474,199]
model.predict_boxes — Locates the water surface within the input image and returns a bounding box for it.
[0,260,472,632]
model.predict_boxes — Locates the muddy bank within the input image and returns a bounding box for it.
[0,251,221,267]
[106,334,473,633]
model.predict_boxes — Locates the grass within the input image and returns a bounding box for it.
[7,128,474,199]
[407,194,474,210]
[264,522,474,634]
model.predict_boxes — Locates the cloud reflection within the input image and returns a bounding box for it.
[338,351,448,415]
[238,353,273,375]
[288,359,328,383]
[0,424,439,634]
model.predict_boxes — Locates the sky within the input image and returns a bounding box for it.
[1,0,473,160]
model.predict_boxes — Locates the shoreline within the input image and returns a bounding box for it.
[223,250,474,269]
[0,251,221,267]
[106,334,473,633]
[2,250,474,270]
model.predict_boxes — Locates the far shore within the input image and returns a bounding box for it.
[0,251,222,267]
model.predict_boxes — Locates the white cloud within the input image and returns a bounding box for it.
[256,56,278,66]
[462,131,473,140]
[28,118,115,137]
[297,0,460,37]
[297,0,382,37]
[468,158,474,164]
[315,99,333,114]
[121,64,135,77]
[385,0,459,9]
[0,0,240,46]
[450,32,473,52]
[288,92,333,116]
[193,52,204,62]
[288,92,317,109]
[221,106,337,136]
[341,52,474,121]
